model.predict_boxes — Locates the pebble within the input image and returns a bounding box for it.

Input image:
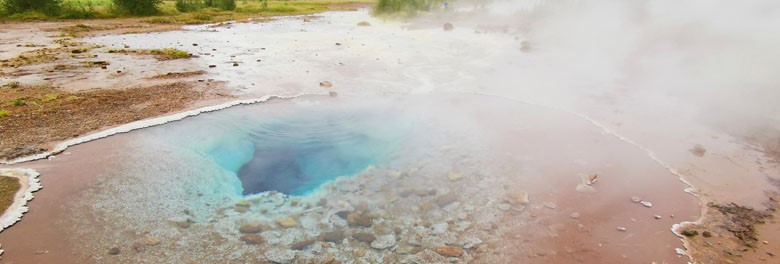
[142,235,161,245]
[352,232,376,243]
[276,217,298,228]
[653,215,662,220]
[108,246,121,255]
[346,211,373,227]
[569,212,581,219]
[319,81,333,88]
[617,227,627,232]
[447,172,464,181]
[291,239,316,250]
[320,230,345,243]
[435,246,464,257]
[357,21,371,26]
[543,202,557,209]
[631,197,641,203]
[514,191,530,205]
[240,234,264,245]
[443,23,454,31]
[371,234,396,250]
[430,222,449,235]
[498,203,512,211]
[239,223,262,233]
[264,249,296,264]
[434,193,459,207]
[640,201,653,208]
[462,237,482,249]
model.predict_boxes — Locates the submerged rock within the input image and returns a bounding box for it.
[240,234,264,245]
[347,211,374,227]
[239,223,262,233]
[319,230,345,243]
[357,21,371,26]
[142,235,161,246]
[371,234,396,250]
[277,217,299,228]
[443,23,454,31]
[291,239,316,250]
[434,192,459,207]
[319,81,333,88]
[447,172,463,181]
[264,249,296,264]
[352,232,376,243]
[435,246,463,257]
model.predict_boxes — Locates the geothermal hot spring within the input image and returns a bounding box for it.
[3,1,780,264]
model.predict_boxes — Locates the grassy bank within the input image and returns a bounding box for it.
[0,176,20,216]
[1,0,374,24]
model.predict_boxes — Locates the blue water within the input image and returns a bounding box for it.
[204,105,407,196]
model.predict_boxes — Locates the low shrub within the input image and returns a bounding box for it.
[112,0,160,15]
[175,0,203,12]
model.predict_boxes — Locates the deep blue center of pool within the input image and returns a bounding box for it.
[206,109,404,196]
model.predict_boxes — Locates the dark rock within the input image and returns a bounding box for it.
[352,232,376,243]
[108,247,121,255]
[291,239,316,250]
[319,230,345,243]
[209,65,217,68]
[702,231,713,237]
[682,230,699,237]
[434,192,459,207]
[443,23,454,31]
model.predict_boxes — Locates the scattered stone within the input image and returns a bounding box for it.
[543,202,557,209]
[371,234,396,250]
[291,239,316,250]
[681,230,699,237]
[435,246,463,257]
[617,227,627,232]
[511,191,530,205]
[335,43,342,46]
[131,242,144,252]
[276,217,299,228]
[346,211,374,227]
[108,246,121,255]
[702,231,713,237]
[192,43,198,46]
[640,201,653,208]
[240,234,264,245]
[430,222,449,235]
[585,174,599,186]
[447,172,463,181]
[631,197,642,203]
[353,232,376,243]
[329,91,338,97]
[208,65,216,68]
[443,23,454,31]
[569,212,581,219]
[434,192,459,207]
[462,237,482,249]
[142,235,161,246]
[319,81,333,88]
[690,144,707,157]
[232,62,239,67]
[264,249,296,264]
[169,217,192,228]
[234,205,249,213]
[357,21,371,26]
[239,223,262,233]
[319,230,345,243]
[654,215,662,220]
[498,203,511,211]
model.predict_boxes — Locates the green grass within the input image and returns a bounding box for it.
[0,109,10,118]
[0,176,21,215]
[149,48,190,59]
[2,0,375,22]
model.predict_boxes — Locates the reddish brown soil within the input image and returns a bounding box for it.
[0,82,227,160]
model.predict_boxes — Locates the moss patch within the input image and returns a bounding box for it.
[0,176,21,215]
